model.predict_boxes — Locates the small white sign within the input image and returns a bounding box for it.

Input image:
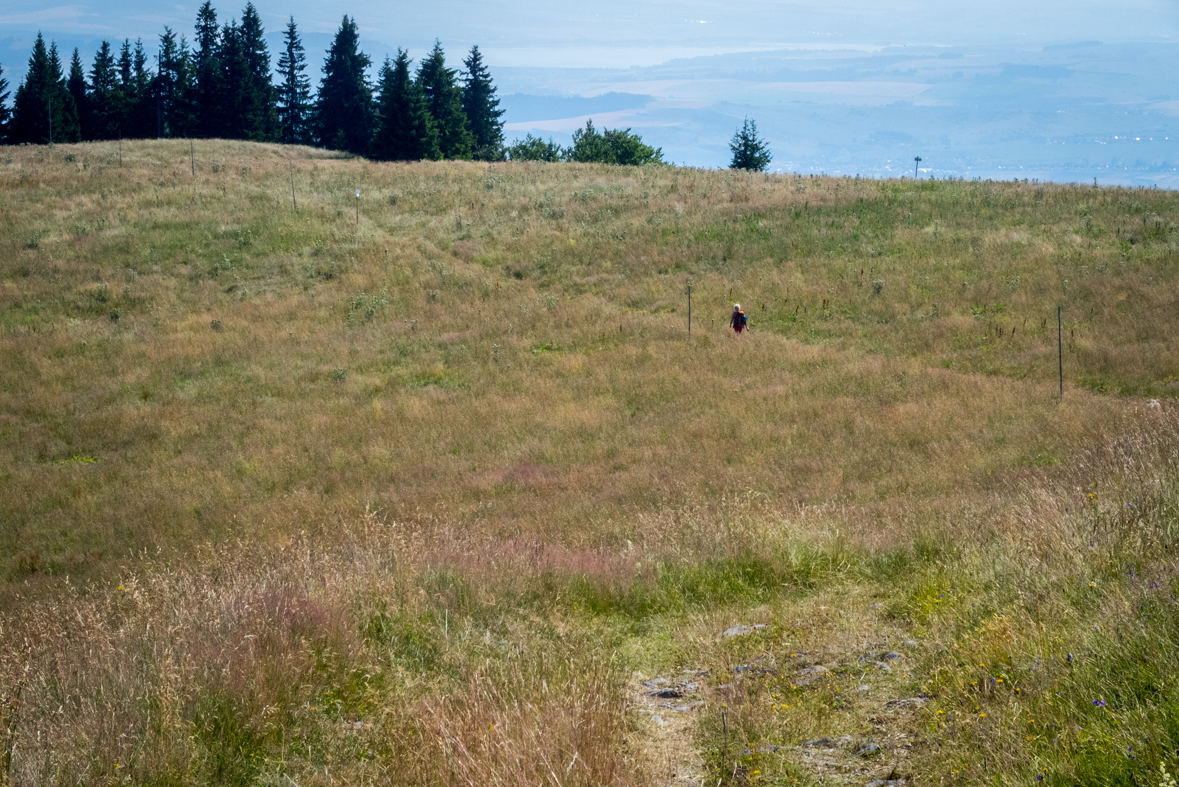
[355,189,361,197]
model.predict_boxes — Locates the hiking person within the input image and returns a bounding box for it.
[730,303,747,334]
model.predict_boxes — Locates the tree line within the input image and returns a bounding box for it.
[0,3,772,170]
[509,118,771,171]
[0,4,505,161]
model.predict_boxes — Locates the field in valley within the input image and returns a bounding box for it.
[2,139,1179,786]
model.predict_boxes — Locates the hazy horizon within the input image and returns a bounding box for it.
[3,0,1177,58]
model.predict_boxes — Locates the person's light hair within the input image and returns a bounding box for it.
[734,303,741,310]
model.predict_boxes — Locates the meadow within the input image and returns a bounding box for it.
[1,139,1178,786]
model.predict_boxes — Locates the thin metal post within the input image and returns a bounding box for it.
[191,139,195,176]
[1058,306,1063,399]
[914,156,922,178]
[687,282,692,336]
[290,161,297,212]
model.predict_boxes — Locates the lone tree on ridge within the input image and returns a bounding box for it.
[729,117,771,171]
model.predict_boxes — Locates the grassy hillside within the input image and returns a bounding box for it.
[1,139,1178,786]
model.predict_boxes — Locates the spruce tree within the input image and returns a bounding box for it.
[117,39,132,91]
[114,39,151,138]
[49,43,81,142]
[417,41,472,160]
[67,48,89,139]
[0,62,11,144]
[218,20,248,138]
[176,37,198,135]
[88,41,120,139]
[128,39,154,138]
[315,16,372,154]
[9,35,45,144]
[276,16,311,145]
[728,118,771,171]
[12,34,79,144]
[237,3,279,141]
[157,28,196,138]
[370,51,439,161]
[116,39,133,136]
[195,3,220,66]
[193,2,224,137]
[460,45,504,161]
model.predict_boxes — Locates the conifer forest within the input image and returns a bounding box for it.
[0,3,508,162]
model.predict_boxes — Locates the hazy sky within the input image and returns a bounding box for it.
[2,0,1177,71]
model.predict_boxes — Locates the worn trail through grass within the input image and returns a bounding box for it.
[630,583,933,787]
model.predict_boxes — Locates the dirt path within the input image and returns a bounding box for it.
[784,638,928,786]
[631,670,709,786]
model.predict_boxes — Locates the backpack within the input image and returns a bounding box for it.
[739,311,747,328]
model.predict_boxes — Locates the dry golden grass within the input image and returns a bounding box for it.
[1,139,1178,786]
[0,512,640,785]
[4,140,1170,579]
